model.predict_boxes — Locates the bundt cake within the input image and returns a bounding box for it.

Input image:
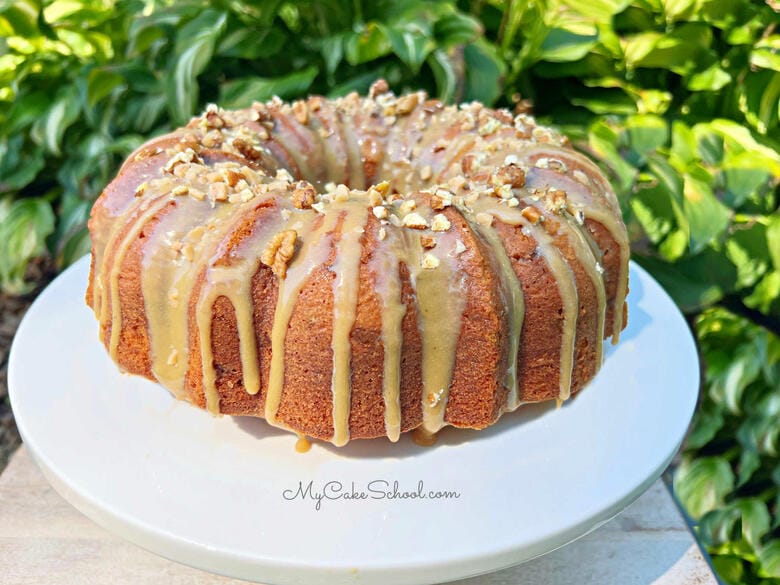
[86,80,629,446]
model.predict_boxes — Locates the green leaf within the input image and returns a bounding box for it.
[382,24,435,73]
[624,23,712,74]
[736,449,761,487]
[710,342,762,414]
[58,226,90,268]
[674,456,735,519]
[630,182,677,245]
[124,94,167,134]
[736,499,771,549]
[669,120,697,166]
[428,48,459,103]
[344,23,391,66]
[687,63,732,91]
[0,135,45,190]
[625,114,668,154]
[587,119,637,193]
[699,506,741,546]
[217,27,285,59]
[0,0,40,37]
[692,124,725,165]
[126,10,183,57]
[646,155,690,258]
[682,166,732,254]
[622,31,663,67]
[570,88,637,115]
[167,10,227,124]
[726,223,771,289]
[86,67,125,107]
[739,70,780,136]
[687,400,725,450]
[705,120,780,174]
[462,39,505,105]
[768,215,780,272]
[751,36,780,72]
[32,86,81,156]
[662,0,697,22]
[319,36,344,77]
[219,67,318,109]
[0,197,55,294]
[563,0,632,23]
[721,151,774,208]
[744,271,780,314]
[539,26,599,63]
[711,556,744,585]
[759,540,780,578]
[433,11,481,47]
[635,251,735,312]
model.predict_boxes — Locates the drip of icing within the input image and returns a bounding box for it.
[582,207,629,343]
[412,427,438,447]
[552,208,607,368]
[329,202,370,446]
[295,434,312,453]
[472,142,628,347]
[412,219,467,435]
[521,155,629,345]
[468,220,525,412]
[368,231,408,442]
[477,202,579,401]
[265,213,338,427]
[99,196,176,360]
[195,204,286,412]
[141,200,241,397]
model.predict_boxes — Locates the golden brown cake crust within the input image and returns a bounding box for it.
[86,83,629,444]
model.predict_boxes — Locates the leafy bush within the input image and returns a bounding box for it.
[676,309,780,583]
[1,0,779,580]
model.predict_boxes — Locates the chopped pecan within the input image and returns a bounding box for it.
[292,181,317,209]
[430,213,451,232]
[223,169,243,187]
[420,235,437,249]
[402,212,429,230]
[209,182,228,203]
[395,94,419,115]
[421,253,440,269]
[292,100,309,125]
[490,164,526,189]
[232,138,262,162]
[521,206,543,224]
[430,191,452,210]
[545,189,568,212]
[261,230,298,278]
[203,104,224,129]
[369,79,390,98]
[460,154,477,177]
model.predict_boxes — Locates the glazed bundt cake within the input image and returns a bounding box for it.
[86,80,629,446]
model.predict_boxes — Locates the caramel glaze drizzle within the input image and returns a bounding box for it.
[88,87,630,446]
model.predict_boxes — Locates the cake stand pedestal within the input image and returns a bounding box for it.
[0,446,716,585]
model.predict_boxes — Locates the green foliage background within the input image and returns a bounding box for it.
[1,0,779,580]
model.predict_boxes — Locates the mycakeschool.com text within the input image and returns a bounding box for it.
[282,480,461,511]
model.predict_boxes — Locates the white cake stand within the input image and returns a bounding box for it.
[9,256,699,585]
